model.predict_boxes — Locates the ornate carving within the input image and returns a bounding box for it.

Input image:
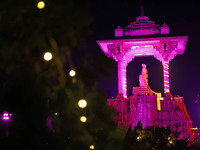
[107,44,118,55]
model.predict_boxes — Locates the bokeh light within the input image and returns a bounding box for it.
[89,145,94,149]
[78,99,87,108]
[69,70,76,77]
[80,116,87,122]
[44,52,53,61]
[2,112,10,120]
[37,1,45,9]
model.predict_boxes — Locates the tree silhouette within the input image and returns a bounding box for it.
[123,122,195,150]
[0,0,125,149]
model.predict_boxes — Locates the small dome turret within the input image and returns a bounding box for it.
[115,26,123,37]
[161,23,169,34]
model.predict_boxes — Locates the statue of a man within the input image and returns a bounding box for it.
[139,64,148,87]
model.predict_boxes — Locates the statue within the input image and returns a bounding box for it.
[139,64,148,87]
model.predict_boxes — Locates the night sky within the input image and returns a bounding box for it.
[86,1,200,126]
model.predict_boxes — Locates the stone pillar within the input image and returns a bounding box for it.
[162,60,170,93]
[118,60,128,97]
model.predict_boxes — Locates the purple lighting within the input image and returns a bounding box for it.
[97,6,193,138]
[2,112,10,120]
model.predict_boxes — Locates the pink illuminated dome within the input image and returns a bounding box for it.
[115,5,169,37]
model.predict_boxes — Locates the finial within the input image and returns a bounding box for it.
[140,4,144,16]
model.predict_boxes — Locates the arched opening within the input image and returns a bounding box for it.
[127,57,163,97]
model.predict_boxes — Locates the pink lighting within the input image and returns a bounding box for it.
[97,6,192,137]
[97,3,187,95]
[118,60,128,97]
[3,117,9,120]
[2,112,10,120]
[123,6,161,37]
[163,61,170,93]
[97,36,187,94]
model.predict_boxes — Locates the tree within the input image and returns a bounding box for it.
[0,0,125,149]
[123,122,195,150]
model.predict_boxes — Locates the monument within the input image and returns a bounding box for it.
[97,6,193,137]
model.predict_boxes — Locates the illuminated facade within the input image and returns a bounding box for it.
[97,6,193,137]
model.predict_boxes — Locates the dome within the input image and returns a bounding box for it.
[121,5,168,36]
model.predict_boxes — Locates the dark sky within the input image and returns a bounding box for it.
[87,1,200,126]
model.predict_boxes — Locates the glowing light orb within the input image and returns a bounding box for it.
[137,136,140,140]
[78,99,87,108]
[44,52,52,61]
[89,145,94,149]
[2,112,10,120]
[69,70,76,77]
[37,1,45,9]
[80,116,87,122]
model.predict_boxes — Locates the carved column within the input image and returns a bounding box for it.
[118,59,128,97]
[162,60,170,93]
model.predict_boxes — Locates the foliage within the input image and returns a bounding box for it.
[123,122,200,150]
[0,0,125,149]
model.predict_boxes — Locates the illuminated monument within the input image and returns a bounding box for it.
[97,6,193,136]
